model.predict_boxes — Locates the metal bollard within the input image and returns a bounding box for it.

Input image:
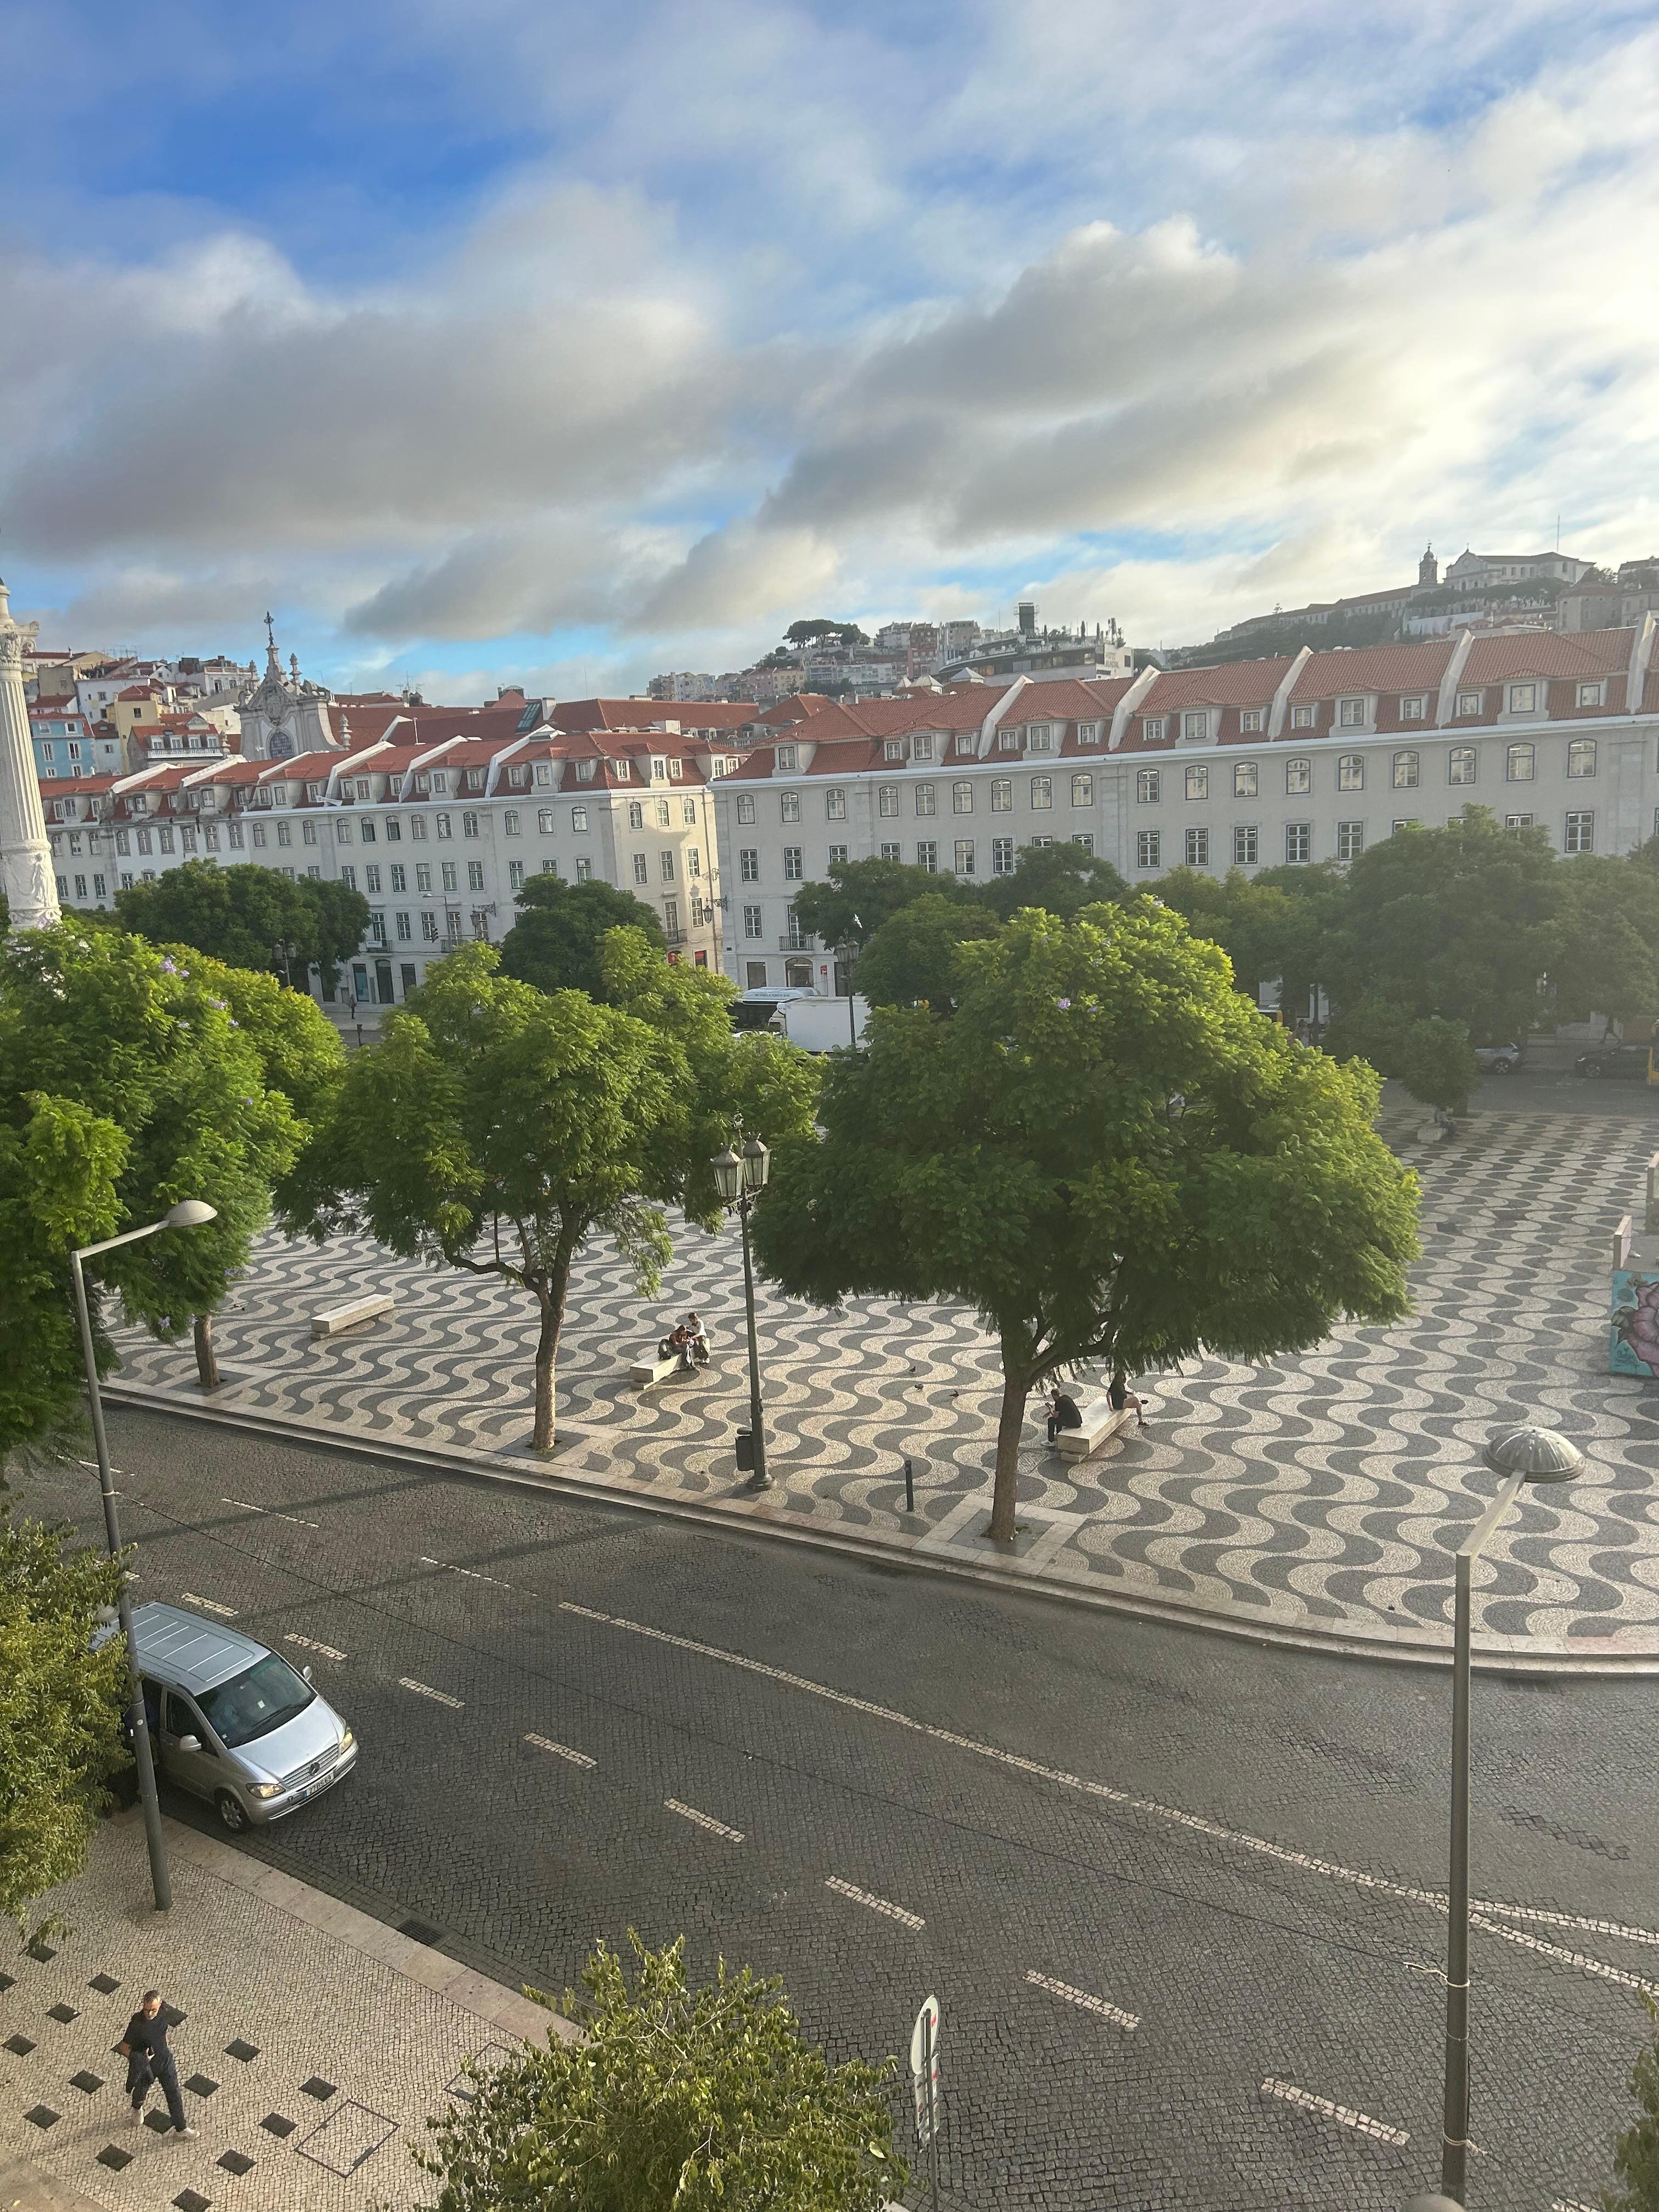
[904,1457,915,1513]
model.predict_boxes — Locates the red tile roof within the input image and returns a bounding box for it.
[551,697,756,733]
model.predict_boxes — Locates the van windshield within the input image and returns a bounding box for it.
[196,1654,315,1747]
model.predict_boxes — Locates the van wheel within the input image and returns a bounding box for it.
[215,1791,250,1835]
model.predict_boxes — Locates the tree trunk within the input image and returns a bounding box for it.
[529,1258,571,1452]
[988,1359,1030,1544]
[193,1312,221,1390]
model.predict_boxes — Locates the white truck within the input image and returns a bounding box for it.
[780,994,870,1052]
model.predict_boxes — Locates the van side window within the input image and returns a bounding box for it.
[142,1679,162,1735]
[164,1688,210,1745]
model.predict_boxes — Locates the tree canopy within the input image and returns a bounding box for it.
[294,935,817,1449]
[0,1515,128,1933]
[783,618,869,647]
[792,855,979,950]
[753,901,1418,1541]
[417,1934,904,2212]
[498,876,665,1000]
[0,927,331,1462]
[116,859,369,991]
[977,840,1128,921]
[853,893,1001,1009]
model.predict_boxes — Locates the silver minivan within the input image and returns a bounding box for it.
[123,1602,358,1833]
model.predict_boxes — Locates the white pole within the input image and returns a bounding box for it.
[0,578,60,930]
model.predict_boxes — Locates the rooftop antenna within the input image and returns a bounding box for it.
[1556,514,1561,551]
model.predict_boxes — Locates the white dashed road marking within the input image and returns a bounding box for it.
[1024,1971,1138,2031]
[285,1633,347,1662]
[1259,2077,1409,2147]
[420,1555,512,1589]
[399,1676,464,1709]
[825,1877,924,1931]
[181,1592,235,1618]
[665,1799,745,1842]
[560,1601,1659,1987]
[223,1496,320,1530]
[523,1734,596,1769]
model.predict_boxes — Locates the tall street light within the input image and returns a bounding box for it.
[1438,1421,1583,2205]
[70,1199,218,1912]
[710,1136,770,1490]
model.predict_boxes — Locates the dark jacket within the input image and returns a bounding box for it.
[122,2010,173,2069]
[1051,1392,1084,1431]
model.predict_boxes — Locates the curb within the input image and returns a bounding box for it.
[101,1380,1659,1679]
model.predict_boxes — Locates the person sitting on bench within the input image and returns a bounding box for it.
[684,1312,710,1365]
[1108,1370,1146,1427]
[1045,1386,1084,1444]
[659,1323,695,1370]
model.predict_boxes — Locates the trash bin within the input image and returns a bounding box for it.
[735,1427,755,1472]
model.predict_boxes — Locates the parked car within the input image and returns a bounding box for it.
[1472,1043,1522,1075]
[101,1601,358,1833]
[1573,1043,1654,1081]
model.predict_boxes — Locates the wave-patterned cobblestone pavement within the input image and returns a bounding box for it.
[107,1109,1659,1655]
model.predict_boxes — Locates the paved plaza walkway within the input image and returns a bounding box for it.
[0,1809,572,2212]
[104,1102,1659,1667]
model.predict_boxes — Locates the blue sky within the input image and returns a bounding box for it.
[5,0,1658,698]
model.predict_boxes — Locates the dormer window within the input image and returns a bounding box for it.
[998,728,1020,752]
[1578,680,1605,708]
[356,778,372,799]
[1238,709,1265,733]
[614,758,631,780]
[1338,697,1365,727]
[668,757,684,779]
[1455,691,1482,717]
[1142,716,1167,742]
[884,738,906,762]
[912,734,934,761]
[535,763,552,785]
[576,758,596,783]
[651,757,668,782]
[508,765,528,788]
[955,734,975,756]
[1290,704,1316,729]
[776,744,798,771]
[431,772,448,795]
[1077,720,1103,746]
[1182,712,1208,743]
[466,769,486,792]
[1400,695,1427,721]
[1026,724,1053,752]
[1507,682,1537,713]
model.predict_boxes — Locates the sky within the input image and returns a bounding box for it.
[5,0,1659,701]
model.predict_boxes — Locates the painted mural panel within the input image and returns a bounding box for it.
[1611,1268,1659,1375]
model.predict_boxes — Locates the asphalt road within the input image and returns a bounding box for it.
[20,1407,1659,2210]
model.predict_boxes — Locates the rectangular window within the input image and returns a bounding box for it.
[416,862,433,892]
[436,812,452,838]
[1285,757,1311,794]
[1070,772,1093,807]
[916,783,936,816]
[687,848,701,877]
[1393,818,1419,833]
[410,815,426,839]
[828,843,848,866]
[776,744,798,770]
[335,818,352,844]
[1025,725,1052,753]
[1233,761,1257,798]
[1565,810,1595,854]
[633,854,649,885]
[682,798,697,826]
[998,729,1020,753]
[783,847,803,881]
[663,898,680,936]
[1290,704,1316,729]
[1448,747,1477,785]
[1184,827,1209,867]
[880,842,901,861]
[660,850,675,881]
[825,787,846,820]
[1578,680,1605,708]
[991,836,1014,874]
[250,822,267,848]
[1337,753,1364,791]
[390,863,406,891]
[991,778,1012,811]
[1238,709,1265,733]
[276,821,292,847]
[1567,738,1597,778]
[743,904,763,939]
[1142,716,1167,743]
[1136,768,1162,804]
[338,862,356,888]
[1285,821,1312,863]
[1392,751,1420,788]
[1077,721,1103,746]
[1233,823,1258,866]
[953,781,974,814]
[780,792,800,823]
[369,912,386,946]
[740,849,759,882]
[364,864,382,892]
[1071,832,1094,854]
[1455,691,1482,717]
[1338,697,1365,727]
[1508,682,1537,713]
[954,838,975,874]
[736,793,755,824]
[302,820,317,845]
[396,910,412,940]
[912,735,935,761]
[1337,820,1364,861]
[503,808,520,835]
[422,911,440,942]
[1400,695,1427,721]
[878,785,899,817]
[467,861,484,891]
[1184,764,1207,800]
[1182,712,1208,743]
[360,817,377,841]
[537,808,555,833]
[884,738,906,763]
[1506,743,1536,782]
[463,812,479,837]
[441,861,458,891]
[917,840,937,872]
[1030,776,1052,810]
[1505,814,1536,830]
[575,857,592,882]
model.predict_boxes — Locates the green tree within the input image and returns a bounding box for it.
[783,618,868,647]
[977,839,1128,922]
[498,876,665,1000]
[0,1514,129,1933]
[1549,854,1659,1033]
[1152,864,1339,1012]
[0,927,317,1452]
[116,859,369,992]
[1322,996,1479,1114]
[853,893,1001,1009]
[294,939,816,1451]
[417,1933,904,2212]
[1603,1995,1659,2211]
[1324,810,1556,1041]
[752,902,1417,1543]
[792,855,977,951]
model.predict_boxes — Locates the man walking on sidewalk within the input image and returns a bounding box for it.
[120,1990,197,2138]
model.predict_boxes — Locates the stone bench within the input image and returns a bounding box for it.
[1053,1399,1138,1462]
[311,1293,396,1339]
[630,1339,712,1386]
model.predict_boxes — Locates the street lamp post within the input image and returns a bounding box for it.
[1438,1423,1583,2205]
[710,1136,771,1490]
[69,1199,218,1912]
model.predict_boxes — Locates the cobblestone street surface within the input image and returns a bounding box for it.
[12,1412,1659,2211]
[106,1101,1659,1661]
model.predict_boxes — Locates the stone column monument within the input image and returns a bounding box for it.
[0,575,59,930]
